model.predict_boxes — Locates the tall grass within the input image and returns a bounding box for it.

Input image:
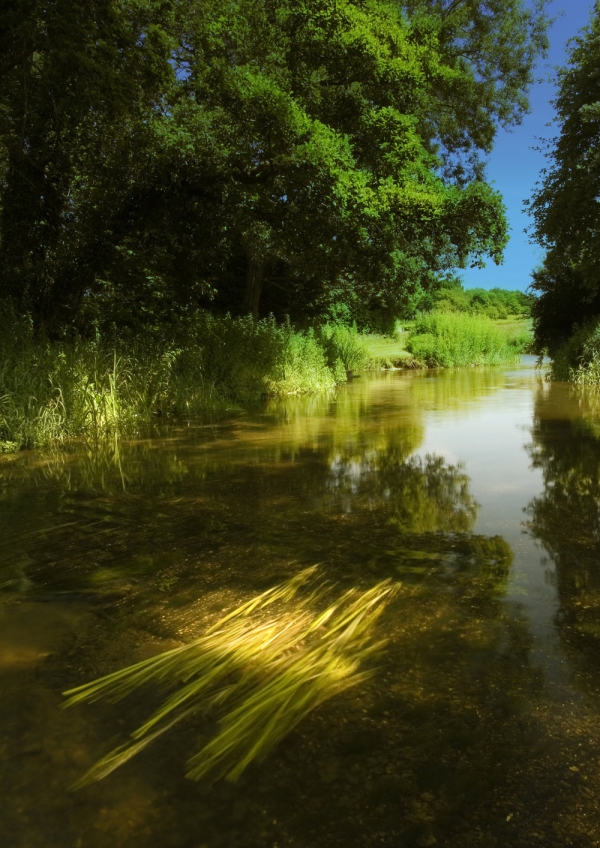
[0,312,338,451]
[63,568,399,785]
[406,312,527,368]
[317,322,371,374]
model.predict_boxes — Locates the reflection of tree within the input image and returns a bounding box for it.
[408,365,510,413]
[325,449,477,534]
[526,384,600,643]
[0,370,515,607]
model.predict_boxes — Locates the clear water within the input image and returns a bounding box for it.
[2,358,600,848]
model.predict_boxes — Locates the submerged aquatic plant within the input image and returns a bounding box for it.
[64,568,399,786]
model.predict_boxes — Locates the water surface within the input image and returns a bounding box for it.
[2,359,600,848]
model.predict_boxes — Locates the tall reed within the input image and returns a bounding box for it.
[317,322,371,373]
[407,311,526,368]
[64,568,399,785]
[0,312,337,450]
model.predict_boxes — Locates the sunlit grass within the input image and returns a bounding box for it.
[359,333,414,369]
[64,568,399,786]
[407,312,529,368]
[0,312,338,451]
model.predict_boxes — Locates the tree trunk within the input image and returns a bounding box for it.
[243,257,264,320]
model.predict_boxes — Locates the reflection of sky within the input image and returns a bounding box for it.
[415,401,543,532]
[461,0,595,292]
[413,362,568,681]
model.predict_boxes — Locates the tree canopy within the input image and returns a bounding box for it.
[0,0,549,333]
[528,1,600,353]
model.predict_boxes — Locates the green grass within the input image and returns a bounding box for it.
[0,310,535,452]
[406,312,530,368]
[316,323,371,374]
[359,333,414,369]
[317,324,415,372]
[63,568,399,786]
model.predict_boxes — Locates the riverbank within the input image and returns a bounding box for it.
[0,312,532,452]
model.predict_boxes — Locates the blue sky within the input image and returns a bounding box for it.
[461,0,595,292]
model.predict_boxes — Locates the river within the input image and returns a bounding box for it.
[1,357,600,848]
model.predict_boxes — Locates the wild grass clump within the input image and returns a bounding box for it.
[0,312,336,450]
[503,320,534,354]
[317,322,371,374]
[406,311,524,368]
[63,568,399,786]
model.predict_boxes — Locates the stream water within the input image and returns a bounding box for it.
[1,357,600,848]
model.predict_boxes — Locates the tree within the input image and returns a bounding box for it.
[0,0,550,331]
[528,1,600,352]
[0,0,180,329]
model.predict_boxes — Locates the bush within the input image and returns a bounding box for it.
[550,320,600,384]
[430,284,533,320]
[406,312,523,368]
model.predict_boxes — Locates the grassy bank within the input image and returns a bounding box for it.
[0,313,349,452]
[405,312,531,368]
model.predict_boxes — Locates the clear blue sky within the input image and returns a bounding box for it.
[461,0,595,292]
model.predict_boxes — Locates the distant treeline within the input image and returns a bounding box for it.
[418,282,533,321]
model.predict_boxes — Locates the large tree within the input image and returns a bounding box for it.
[0,0,549,331]
[528,1,600,353]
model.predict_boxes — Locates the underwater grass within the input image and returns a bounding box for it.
[63,568,399,786]
[406,312,527,368]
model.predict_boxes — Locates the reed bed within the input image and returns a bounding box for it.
[64,568,399,786]
[407,311,527,368]
[0,312,337,450]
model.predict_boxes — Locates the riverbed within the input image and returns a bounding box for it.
[1,357,600,848]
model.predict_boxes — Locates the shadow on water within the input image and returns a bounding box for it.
[1,369,600,847]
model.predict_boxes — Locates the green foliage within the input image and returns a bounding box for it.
[548,320,600,384]
[0,0,549,332]
[406,312,525,368]
[528,2,600,357]
[0,312,337,450]
[358,333,414,369]
[433,283,533,320]
[64,569,399,786]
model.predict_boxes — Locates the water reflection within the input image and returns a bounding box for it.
[12,367,600,848]
[526,382,600,658]
[0,373,495,604]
